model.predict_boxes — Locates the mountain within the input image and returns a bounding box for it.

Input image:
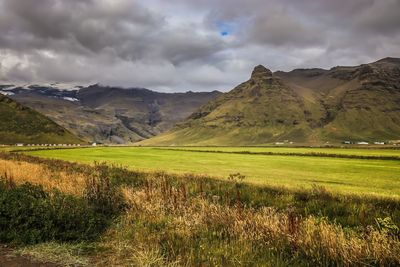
[141,57,400,145]
[0,94,82,144]
[0,84,220,144]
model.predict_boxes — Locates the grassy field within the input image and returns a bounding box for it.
[1,150,400,266]
[162,146,400,157]
[26,147,400,196]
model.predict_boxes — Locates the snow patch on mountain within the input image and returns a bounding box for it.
[62,97,79,102]
[0,91,15,96]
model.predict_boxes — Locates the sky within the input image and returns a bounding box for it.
[0,0,399,92]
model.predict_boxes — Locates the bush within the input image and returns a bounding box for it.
[0,180,111,244]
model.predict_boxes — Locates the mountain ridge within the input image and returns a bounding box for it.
[140,57,400,145]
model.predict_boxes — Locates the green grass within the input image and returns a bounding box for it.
[26,147,400,197]
[2,151,400,266]
[160,146,400,157]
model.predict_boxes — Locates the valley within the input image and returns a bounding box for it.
[2,58,399,146]
[0,84,220,144]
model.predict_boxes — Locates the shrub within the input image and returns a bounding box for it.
[0,180,110,244]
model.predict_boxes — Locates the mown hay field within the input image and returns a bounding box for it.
[25,147,400,197]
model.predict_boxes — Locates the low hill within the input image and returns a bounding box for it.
[141,57,400,145]
[0,94,82,144]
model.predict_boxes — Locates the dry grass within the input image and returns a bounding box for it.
[1,155,399,266]
[0,159,85,196]
[99,180,400,266]
[16,243,90,267]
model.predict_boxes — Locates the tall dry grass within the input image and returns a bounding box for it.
[0,154,399,266]
[0,158,85,196]
[99,178,400,266]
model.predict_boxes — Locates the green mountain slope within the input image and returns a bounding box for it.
[141,58,400,145]
[0,94,83,144]
[278,57,400,142]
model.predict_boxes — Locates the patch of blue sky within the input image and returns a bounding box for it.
[216,21,237,37]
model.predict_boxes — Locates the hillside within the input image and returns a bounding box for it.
[2,85,220,144]
[141,57,400,145]
[277,57,400,142]
[0,94,82,144]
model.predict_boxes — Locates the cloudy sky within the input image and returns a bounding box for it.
[0,0,399,92]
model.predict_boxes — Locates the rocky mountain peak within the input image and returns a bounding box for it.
[376,57,400,65]
[251,65,273,79]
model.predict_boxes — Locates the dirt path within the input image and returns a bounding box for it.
[0,246,59,267]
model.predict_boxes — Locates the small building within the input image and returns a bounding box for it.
[357,141,369,145]
[374,142,385,145]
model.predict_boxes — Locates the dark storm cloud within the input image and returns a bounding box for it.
[0,0,399,91]
[0,0,224,62]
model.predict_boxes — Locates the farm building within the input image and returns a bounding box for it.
[357,142,369,145]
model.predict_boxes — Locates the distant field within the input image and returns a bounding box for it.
[159,146,400,158]
[26,147,400,197]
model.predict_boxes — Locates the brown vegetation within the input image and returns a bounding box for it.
[0,152,399,266]
[0,159,85,196]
